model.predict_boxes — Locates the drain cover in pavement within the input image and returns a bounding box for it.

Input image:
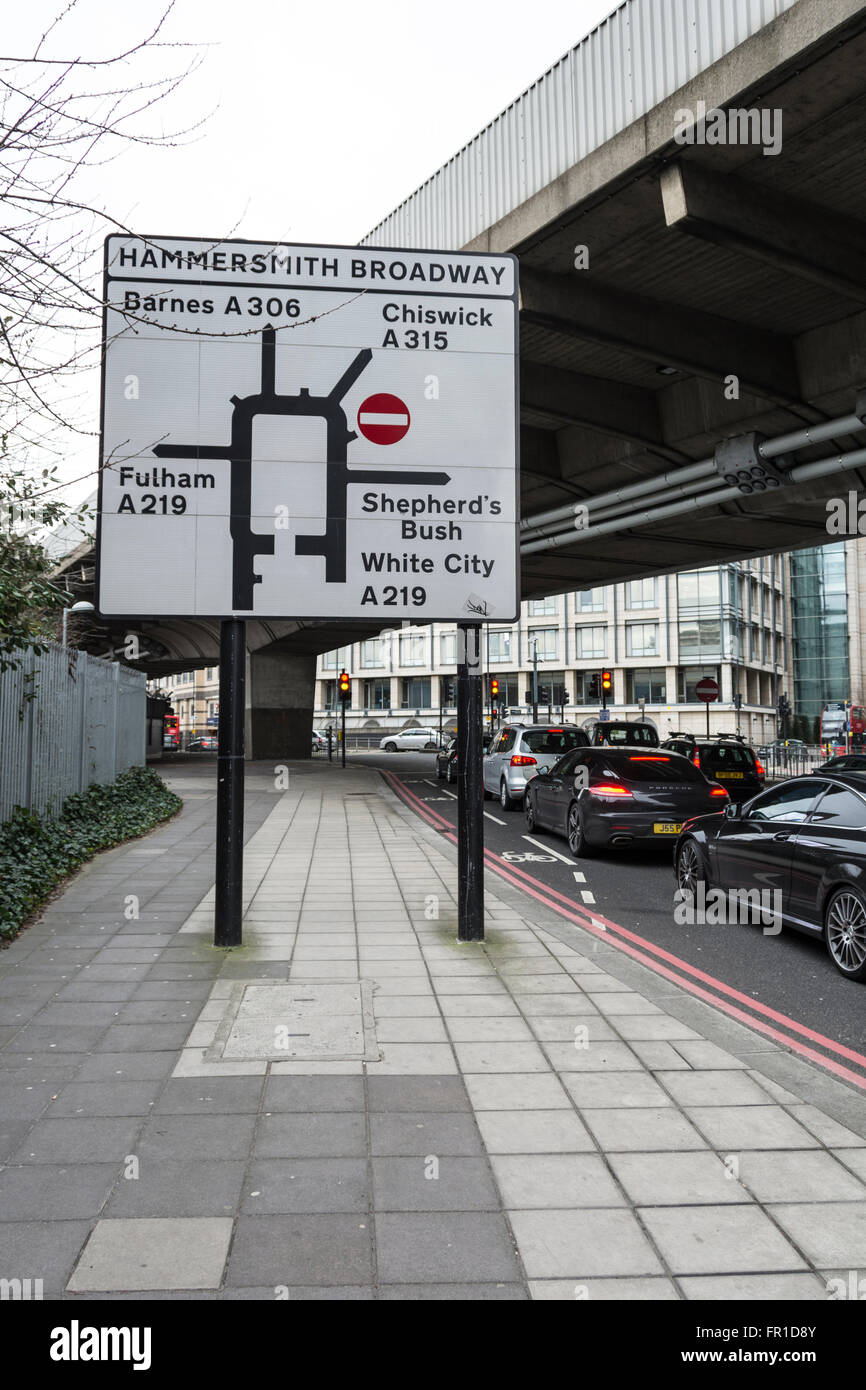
[205,980,379,1062]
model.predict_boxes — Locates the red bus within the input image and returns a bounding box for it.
[163,714,180,750]
[820,702,866,752]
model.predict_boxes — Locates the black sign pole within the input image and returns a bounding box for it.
[457,622,484,942]
[341,697,346,769]
[214,618,245,948]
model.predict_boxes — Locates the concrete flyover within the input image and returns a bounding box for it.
[55,0,866,751]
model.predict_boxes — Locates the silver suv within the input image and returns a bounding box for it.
[380,727,442,752]
[482,723,590,811]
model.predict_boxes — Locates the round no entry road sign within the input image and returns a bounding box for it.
[695,677,720,703]
[357,393,410,445]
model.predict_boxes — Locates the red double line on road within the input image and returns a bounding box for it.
[383,769,866,1093]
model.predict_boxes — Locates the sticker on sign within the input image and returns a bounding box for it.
[96,236,519,622]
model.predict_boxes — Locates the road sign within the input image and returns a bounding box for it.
[695,677,720,703]
[357,393,410,445]
[96,236,519,622]
[598,708,611,721]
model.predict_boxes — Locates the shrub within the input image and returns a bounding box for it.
[0,766,182,941]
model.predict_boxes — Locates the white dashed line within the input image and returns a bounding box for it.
[573,871,586,883]
[484,811,507,825]
[580,890,596,904]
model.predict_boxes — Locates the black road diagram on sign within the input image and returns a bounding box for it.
[153,326,451,608]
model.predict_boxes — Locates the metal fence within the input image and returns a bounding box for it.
[0,644,146,822]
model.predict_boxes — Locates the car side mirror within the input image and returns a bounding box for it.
[536,766,550,777]
[723,803,738,819]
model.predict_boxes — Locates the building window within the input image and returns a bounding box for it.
[360,639,385,668]
[575,625,606,659]
[487,629,512,663]
[678,666,720,703]
[399,633,427,666]
[576,588,604,612]
[529,627,557,661]
[678,618,721,660]
[205,668,215,681]
[527,596,557,616]
[401,676,431,708]
[322,648,340,670]
[626,623,658,658]
[323,680,337,708]
[677,570,720,609]
[625,578,657,610]
[625,668,666,703]
[363,679,390,709]
[440,632,456,665]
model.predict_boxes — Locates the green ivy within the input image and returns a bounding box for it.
[0,766,182,942]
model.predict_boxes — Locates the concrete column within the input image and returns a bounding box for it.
[245,647,317,760]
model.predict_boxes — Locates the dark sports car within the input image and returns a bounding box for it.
[524,746,729,856]
[674,772,866,981]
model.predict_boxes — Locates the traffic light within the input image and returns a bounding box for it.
[490,677,500,701]
[587,673,600,702]
[338,670,351,703]
[777,694,791,718]
[600,667,614,711]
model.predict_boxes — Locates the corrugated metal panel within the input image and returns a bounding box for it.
[0,644,146,822]
[363,0,800,251]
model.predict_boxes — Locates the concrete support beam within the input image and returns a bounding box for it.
[246,647,317,760]
[519,267,802,406]
[660,160,866,304]
[521,360,671,451]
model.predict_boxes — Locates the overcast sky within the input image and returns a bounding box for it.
[6,0,616,500]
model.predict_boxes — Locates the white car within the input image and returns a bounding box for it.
[379,727,442,752]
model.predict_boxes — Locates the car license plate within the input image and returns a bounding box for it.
[653,822,682,834]
[715,771,744,779]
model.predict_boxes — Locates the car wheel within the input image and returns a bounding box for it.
[424,741,437,751]
[499,779,516,812]
[676,839,705,899]
[436,762,445,780]
[446,760,455,784]
[824,887,866,981]
[384,742,397,753]
[566,801,595,857]
[524,792,537,831]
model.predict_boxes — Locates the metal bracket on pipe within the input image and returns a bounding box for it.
[713,433,791,495]
[856,389,866,426]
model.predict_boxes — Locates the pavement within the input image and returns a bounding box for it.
[3,758,866,1301]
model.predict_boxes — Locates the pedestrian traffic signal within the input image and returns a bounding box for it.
[601,669,612,692]
[338,670,351,702]
[587,674,600,701]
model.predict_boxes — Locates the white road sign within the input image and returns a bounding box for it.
[96,236,519,621]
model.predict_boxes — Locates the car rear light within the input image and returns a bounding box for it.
[755,761,765,777]
[590,783,633,797]
[692,751,701,767]
[629,756,669,761]
[510,755,537,766]
[710,787,729,798]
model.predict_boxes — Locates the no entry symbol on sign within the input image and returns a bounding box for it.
[357,393,410,445]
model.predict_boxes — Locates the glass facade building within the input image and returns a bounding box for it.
[789,543,850,721]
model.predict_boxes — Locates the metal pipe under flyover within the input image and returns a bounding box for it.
[457,622,484,942]
[214,618,245,948]
[518,400,866,537]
